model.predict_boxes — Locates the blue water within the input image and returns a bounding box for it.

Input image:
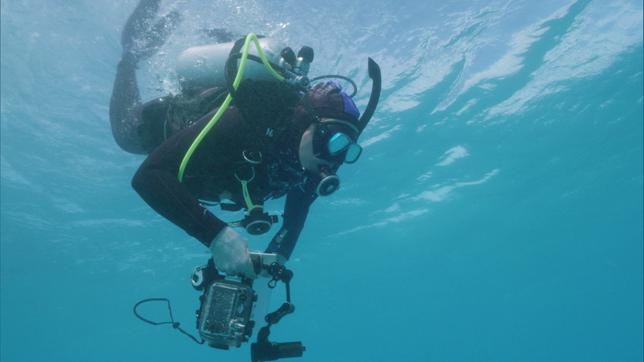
[1,0,642,361]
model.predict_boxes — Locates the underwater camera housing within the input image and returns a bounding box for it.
[196,279,256,348]
[191,259,255,349]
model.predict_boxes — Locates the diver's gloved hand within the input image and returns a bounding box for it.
[209,227,256,279]
[120,0,181,63]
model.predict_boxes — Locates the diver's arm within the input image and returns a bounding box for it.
[265,187,317,260]
[132,164,228,246]
[132,143,255,277]
[131,124,228,247]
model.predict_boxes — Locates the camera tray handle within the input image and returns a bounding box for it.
[250,262,305,361]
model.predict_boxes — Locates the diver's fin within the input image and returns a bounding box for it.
[143,11,181,54]
[121,0,161,50]
[120,0,182,61]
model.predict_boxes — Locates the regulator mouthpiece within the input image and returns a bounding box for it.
[315,169,340,196]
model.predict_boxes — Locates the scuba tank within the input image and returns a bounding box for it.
[176,37,287,93]
[139,37,290,150]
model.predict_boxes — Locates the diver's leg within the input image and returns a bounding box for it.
[109,56,145,154]
[109,0,180,154]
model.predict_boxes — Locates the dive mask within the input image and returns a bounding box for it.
[298,118,362,196]
[327,132,362,163]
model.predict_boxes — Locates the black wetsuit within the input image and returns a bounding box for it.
[130,83,318,260]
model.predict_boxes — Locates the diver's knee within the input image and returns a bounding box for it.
[112,130,146,154]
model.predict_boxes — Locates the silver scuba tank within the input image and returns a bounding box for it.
[176,37,286,92]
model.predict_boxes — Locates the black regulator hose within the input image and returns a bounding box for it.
[310,75,358,98]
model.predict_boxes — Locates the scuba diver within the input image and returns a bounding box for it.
[111,1,380,360]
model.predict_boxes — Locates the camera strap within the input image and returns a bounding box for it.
[133,298,205,345]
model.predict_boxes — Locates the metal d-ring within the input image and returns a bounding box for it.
[242,150,262,165]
